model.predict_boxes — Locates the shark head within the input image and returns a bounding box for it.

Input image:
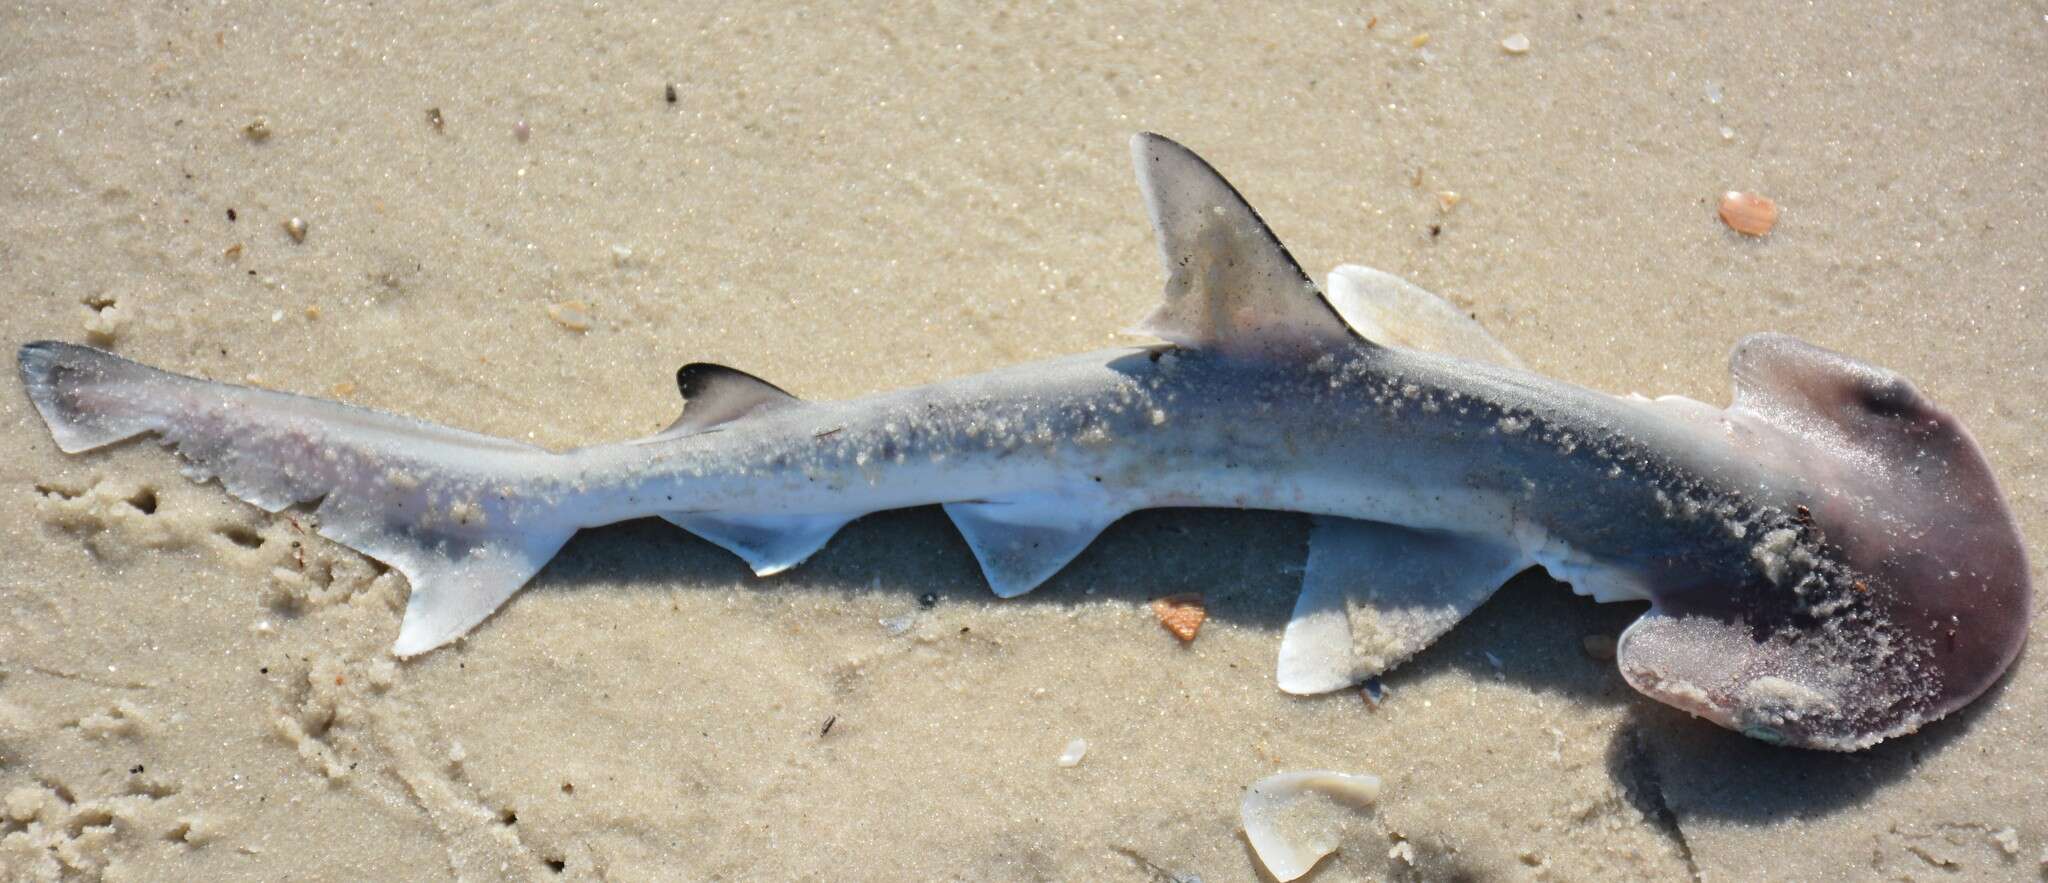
[1121,133,2029,750]
[1618,333,2032,750]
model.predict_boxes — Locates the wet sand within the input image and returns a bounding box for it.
[3,2,2042,879]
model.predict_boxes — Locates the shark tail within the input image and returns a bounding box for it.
[18,341,577,656]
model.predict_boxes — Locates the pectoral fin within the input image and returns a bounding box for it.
[1277,517,1528,694]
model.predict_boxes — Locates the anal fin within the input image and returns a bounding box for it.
[944,491,1125,598]
[663,511,853,576]
[1277,517,1528,694]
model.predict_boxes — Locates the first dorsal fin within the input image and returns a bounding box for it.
[661,363,800,437]
[1128,133,1362,360]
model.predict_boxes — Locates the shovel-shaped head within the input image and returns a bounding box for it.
[1619,334,2031,750]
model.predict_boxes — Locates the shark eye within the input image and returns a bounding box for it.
[1850,372,1920,419]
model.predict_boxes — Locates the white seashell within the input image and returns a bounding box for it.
[1240,769,1382,881]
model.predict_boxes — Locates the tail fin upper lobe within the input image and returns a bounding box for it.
[19,341,577,655]
[20,340,177,453]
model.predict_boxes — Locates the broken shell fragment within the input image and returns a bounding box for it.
[547,300,593,331]
[1241,770,1383,881]
[1717,191,1779,236]
[1150,593,1206,642]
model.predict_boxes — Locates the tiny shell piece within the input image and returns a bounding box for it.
[1718,191,1779,236]
[547,300,593,331]
[1241,770,1383,881]
[283,217,308,243]
[1501,33,1531,54]
[1056,738,1088,767]
[1150,593,1206,642]
[1359,677,1387,708]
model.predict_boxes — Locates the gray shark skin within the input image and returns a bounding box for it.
[18,134,2030,751]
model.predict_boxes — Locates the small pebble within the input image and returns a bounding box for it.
[664,83,677,104]
[243,117,271,141]
[174,814,219,846]
[1436,191,1461,212]
[1581,634,1617,661]
[82,301,123,344]
[1501,33,1531,54]
[1719,126,1736,142]
[1408,32,1431,48]
[282,217,308,243]
[426,107,444,132]
[1989,827,2019,855]
[223,243,243,261]
[514,120,530,143]
[1717,191,1779,236]
[1056,738,1088,768]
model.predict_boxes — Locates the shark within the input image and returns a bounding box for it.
[18,134,2031,751]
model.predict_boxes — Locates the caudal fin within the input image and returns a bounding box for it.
[18,341,577,656]
[20,340,178,453]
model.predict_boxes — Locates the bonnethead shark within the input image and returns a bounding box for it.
[18,134,2031,750]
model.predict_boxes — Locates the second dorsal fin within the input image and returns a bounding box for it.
[1128,133,1363,360]
[660,363,801,437]
[1324,265,1524,369]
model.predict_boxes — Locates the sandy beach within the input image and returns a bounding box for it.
[3,2,2043,879]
